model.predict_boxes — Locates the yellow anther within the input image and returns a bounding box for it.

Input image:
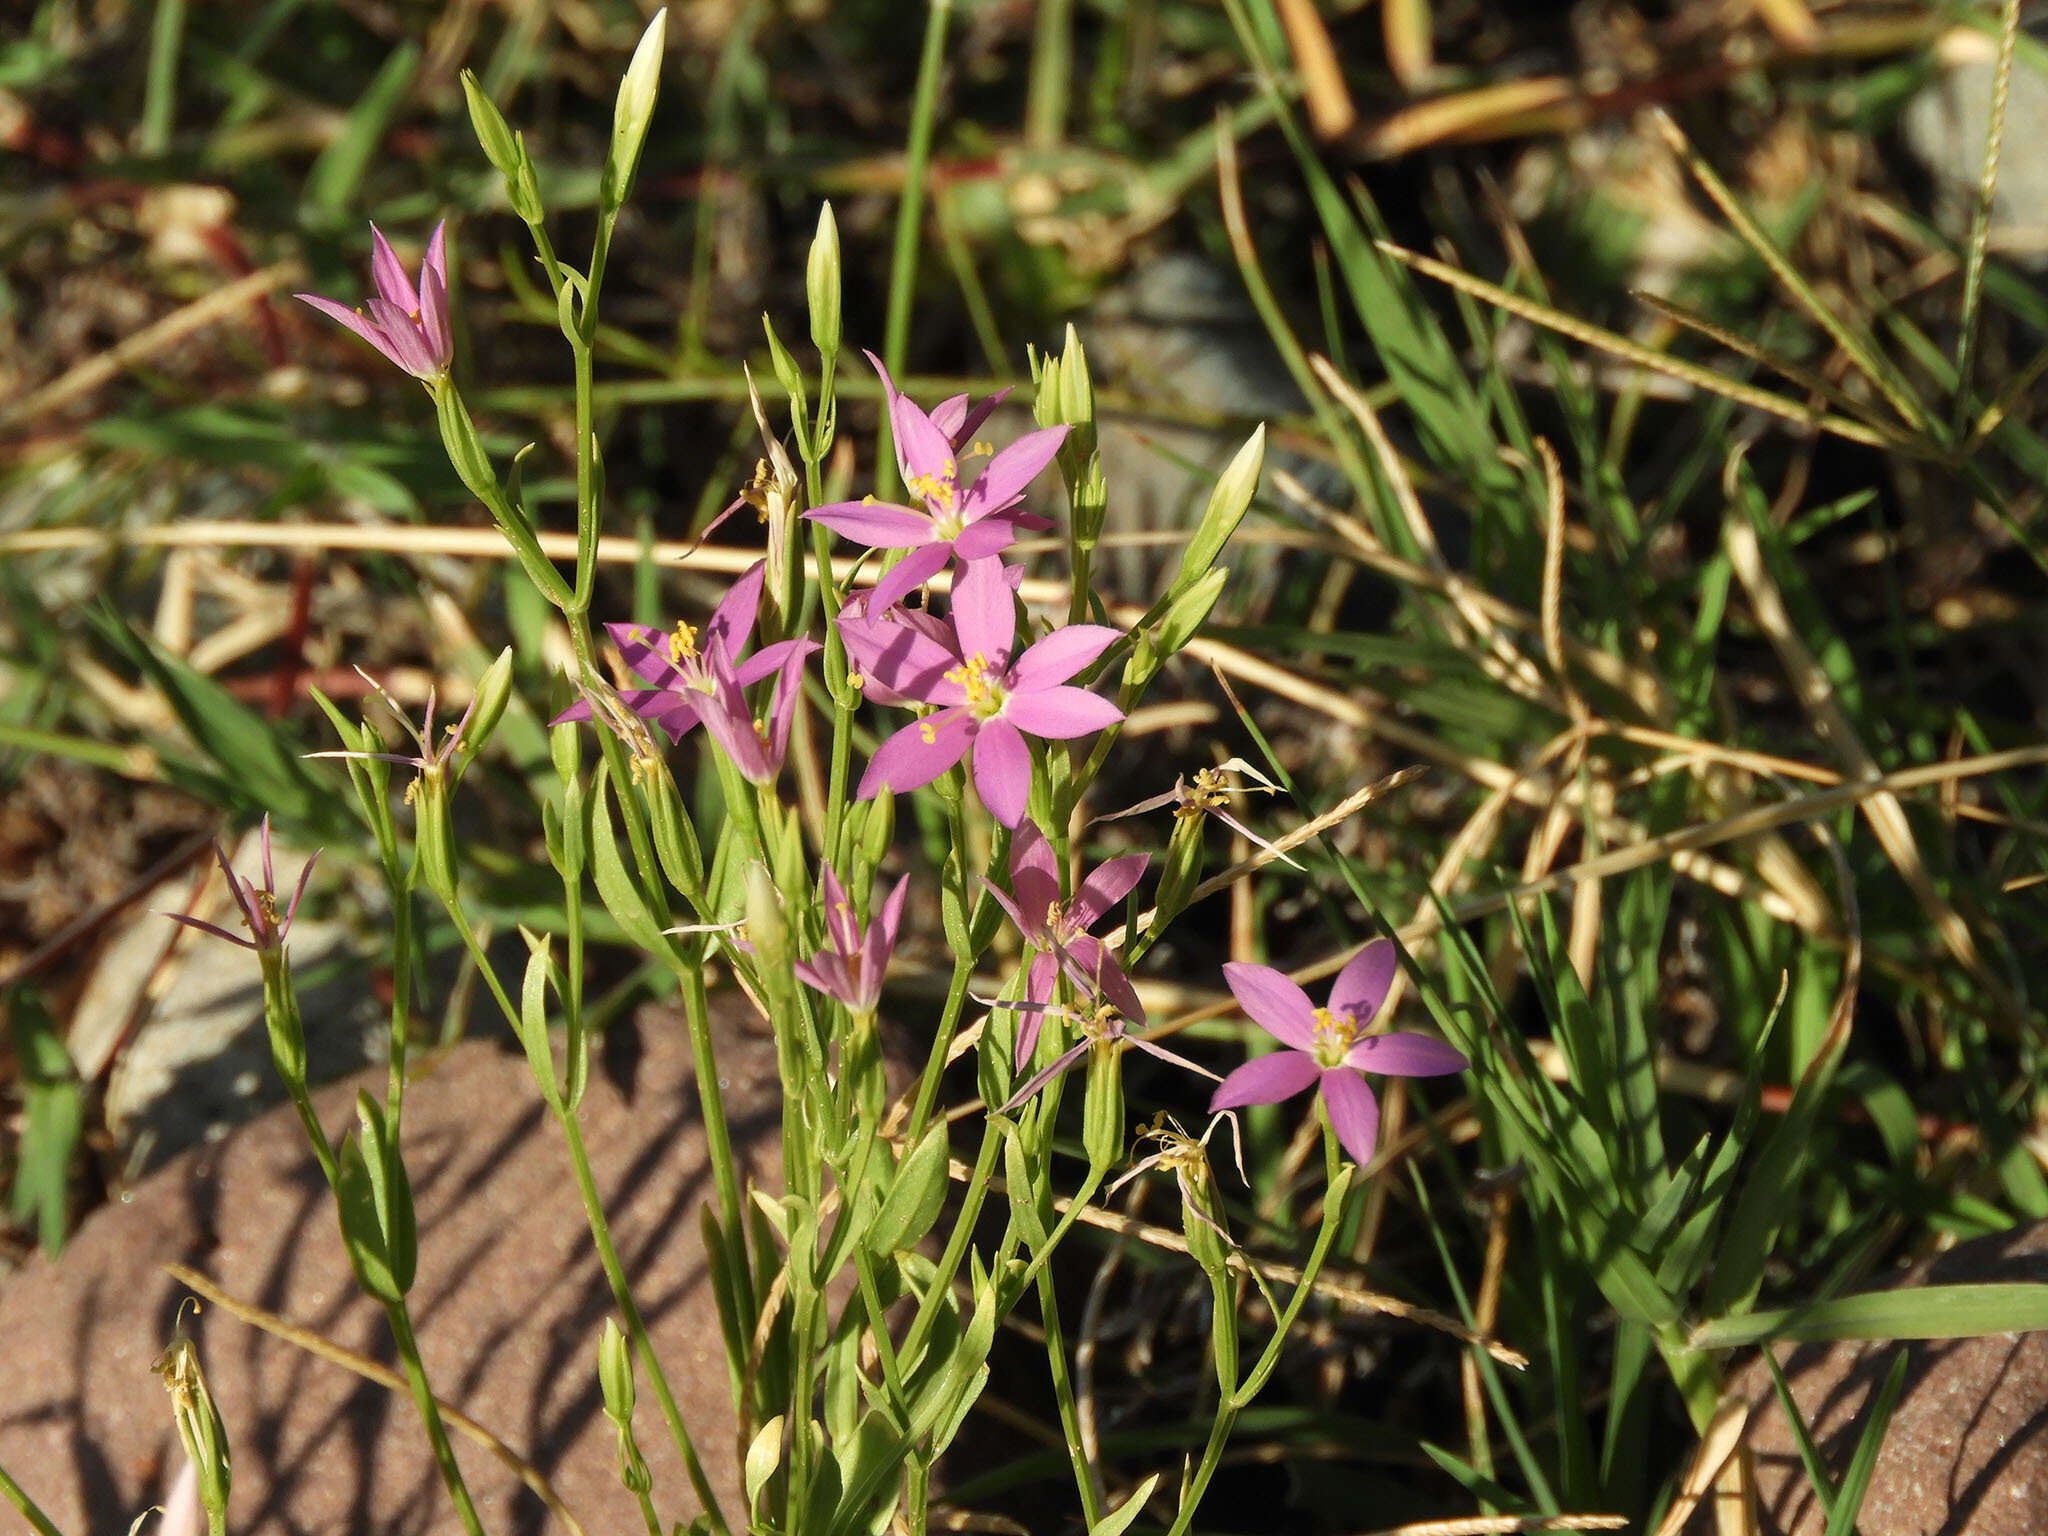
[918,721,938,744]
[943,652,1005,716]
[846,671,865,691]
[668,620,700,663]
[970,439,995,457]
[1311,1006,1361,1068]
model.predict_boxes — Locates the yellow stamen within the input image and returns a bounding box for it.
[668,620,699,664]
[942,652,1006,718]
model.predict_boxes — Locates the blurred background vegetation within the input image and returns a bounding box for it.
[4,0,2048,1531]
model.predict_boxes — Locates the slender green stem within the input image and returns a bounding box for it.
[385,1302,490,1536]
[1023,0,1074,150]
[880,0,954,498]
[141,0,189,155]
[1035,1264,1104,1526]
[0,1460,66,1536]
[555,1108,732,1534]
[900,1121,1003,1363]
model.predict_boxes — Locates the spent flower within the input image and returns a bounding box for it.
[994,993,1214,1111]
[1209,939,1467,1168]
[165,816,317,955]
[981,819,1147,1059]
[793,865,909,1015]
[296,222,454,381]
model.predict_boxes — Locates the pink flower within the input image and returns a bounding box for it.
[690,635,817,786]
[793,866,908,1014]
[164,817,317,955]
[805,353,1067,612]
[1208,939,1467,1168]
[851,559,1123,828]
[296,222,453,380]
[981,820,1146,1064]
[555,561,809,743]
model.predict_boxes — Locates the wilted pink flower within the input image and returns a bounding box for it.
[296,222,453,380]
[994,994,1214,1111]
[555,561,809,743]
[793,866,908,1014]
[307,671,485,793]
[853,558,1123,827]
[165,817,317,954]
[689,635,816,786]
[805,353,1067,612]
[981,820,1146,1062]
[1208,939,1467,1168]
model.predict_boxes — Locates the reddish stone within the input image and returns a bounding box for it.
[0,998,784,1534]
[1735,1222,2048,1535]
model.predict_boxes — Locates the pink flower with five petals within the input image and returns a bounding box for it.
[849,559,1122,828]
[1208,939,1467,1168]
[805,353,1067,612]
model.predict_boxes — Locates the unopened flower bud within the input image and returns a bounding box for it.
[602,9,667,212]
[807,202,842,364]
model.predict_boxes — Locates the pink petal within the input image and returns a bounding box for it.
[368,224,414,309]
[1345,1032,1468,1078]
[757,640,817,769]
[1007,821,1061,924]
[806,501,934,549]
[950,519,1017,562]
[1221,961,1318,1050]
[1072,853,1148,928]
[794,954,856,1008]
[951,557,1016,668]
[1329,938,1398,1026]
[736,637,809,688]
[609,623,687,689]
[868,542,953,614]
[1001,686,1121,740]
[961,425,1068,516]
[983,877,1036,942]
[949,387,1011,449]
[1320,1069,1382,1167]
[858,708,973,799]
[860,875,910,987]
[890,391,959,495]
[422,220,449,292]
[296,294,407,371]
[929,392,971,439]
[1000,1041,1089,1111]
[416,265,452,370]
[1129,1036,1218,1082]
[839,614,965,706]
[1025,950,1058,1010]
[705,560,766,656]
[970,716,1031,828]
[1059,937,1144,1022]
[821,864,857,953]
[364,297,439,378]
[1009,624,1122,690]
[1209,1050,1319,1113]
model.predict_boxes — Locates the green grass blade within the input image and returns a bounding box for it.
[1821,1350,1909,1536]
[302,40,421,225]
[1763,1350,1838,1522]
[1694,1283,2048,1348]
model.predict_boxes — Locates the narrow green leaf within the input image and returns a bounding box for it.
[1693,1282,2048,1348]
[1822,1350,1909,1536]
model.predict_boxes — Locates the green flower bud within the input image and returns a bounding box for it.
[806,202,842,365]
[601,8,667,212]
[1170,425,1263,602]
[597,1318,636,1423]
[453,646,514,779]
[744,861,789,974]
